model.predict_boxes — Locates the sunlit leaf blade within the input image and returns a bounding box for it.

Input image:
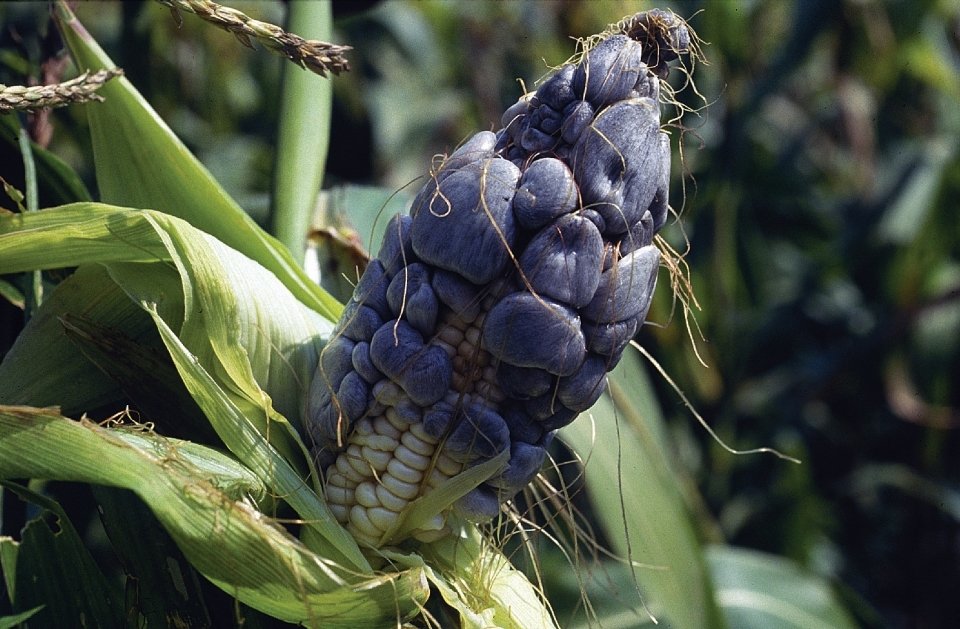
[1,482,122,627]
[144,306,367,571]
[560,348,723,629]
[0,202,370,570]
[271,0,335,262]
[0,407,429,625]
[53,1,342,322]
[707,546,858,629]
[0,204,317,461]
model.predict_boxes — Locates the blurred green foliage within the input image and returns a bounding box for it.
[1,1,958,627]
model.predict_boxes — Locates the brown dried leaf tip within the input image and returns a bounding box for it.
[0,69,124,114]
[156,0,351,77]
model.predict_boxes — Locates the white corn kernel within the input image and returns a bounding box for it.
[394,444,430,471]
[355,482,380,508]
[382,474,420,500]
[387,458,423,484]
[376,483,408,512]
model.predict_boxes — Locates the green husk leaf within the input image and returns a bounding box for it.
[143,303,367,571]
[1,482,122,627]
[53,1,342,321]
[560,348,723,629]
[707,545,857,629]
[59,313,216,442]
[418,525,558,629]
[0,407,428,625]
[0,202,370,570]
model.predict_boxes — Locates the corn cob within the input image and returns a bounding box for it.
[307,9,690,547]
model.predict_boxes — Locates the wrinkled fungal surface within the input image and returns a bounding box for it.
[306,9,689,547]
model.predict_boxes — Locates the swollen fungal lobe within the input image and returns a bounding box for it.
[306,11,687,547]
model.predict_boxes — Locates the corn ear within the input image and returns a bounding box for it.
[307,9,691,547]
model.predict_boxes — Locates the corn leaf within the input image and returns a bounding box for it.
[0,537,16,604]
[0,265,142,413]
[707,546,857,629]
[0,407,429,625]
[143,305,367,570]
[0,279,23,310]
[0,202,374,570]
[0,115,91,206]
[1,482,123,627]
[53,1,342,322]
[0,607,44,629]
[91,485,229,627]
[560,348,724,629]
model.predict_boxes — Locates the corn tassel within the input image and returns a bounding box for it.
[307,9,690,547]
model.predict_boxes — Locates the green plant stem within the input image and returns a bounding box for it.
[270,0,334,263]
[16,125,41,319]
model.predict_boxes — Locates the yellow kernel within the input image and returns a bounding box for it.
[373,380,403,404]
[325,482,352,506]
[325,470,355,490]
[420,513,446,532]
[336,453,366,482]
[356,432,399,452]
[383,407,410,432]
[434,340,458,358]
[464,326,481,347]
[435,453,462,476]
[353,417,374,436]
[424,467,449,489]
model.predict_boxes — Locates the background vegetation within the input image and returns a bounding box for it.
[2,1,958,627]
